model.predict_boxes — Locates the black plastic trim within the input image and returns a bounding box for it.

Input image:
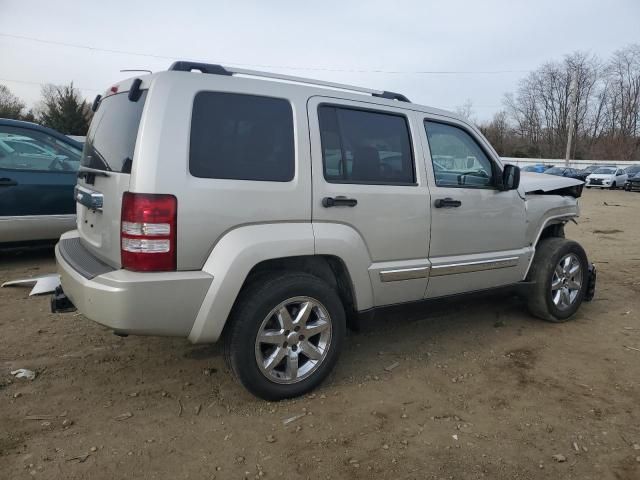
[169,61,232,76]
[372,91,411,102]
[91,94,102,112]
[128,78,143,102]
[59,237,115,280]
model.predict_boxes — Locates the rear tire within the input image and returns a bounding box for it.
[224,272,346,400]
[525,238,589,322]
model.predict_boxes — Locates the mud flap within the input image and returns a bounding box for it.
[50,286,77,313]
[584,263,596,302]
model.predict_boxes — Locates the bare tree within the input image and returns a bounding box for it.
[455,99,476,124]
[479,110,510,155]
[503,51,600,158]
[596,44,640,158]
[0,85,25,119]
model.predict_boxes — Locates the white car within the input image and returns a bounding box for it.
[586,167,627,189]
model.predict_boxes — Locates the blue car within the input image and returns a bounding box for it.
[0,119,83,244]
[521,164,553,173]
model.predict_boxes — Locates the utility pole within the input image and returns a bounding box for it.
[565,72,578,167]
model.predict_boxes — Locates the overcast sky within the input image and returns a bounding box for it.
[1,0,639,121]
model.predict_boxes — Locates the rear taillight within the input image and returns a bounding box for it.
[121,192,177,272]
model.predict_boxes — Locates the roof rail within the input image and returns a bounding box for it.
[168,61,411,103]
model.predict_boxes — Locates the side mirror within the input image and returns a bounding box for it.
[501,164,520,191]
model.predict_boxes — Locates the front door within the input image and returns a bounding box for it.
[419,117,531,298]
[0,124,81,242]
[308,97,431,308]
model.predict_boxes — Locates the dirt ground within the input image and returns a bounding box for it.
[1,189,639,480]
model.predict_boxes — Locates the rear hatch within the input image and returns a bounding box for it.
[76,83,147,267]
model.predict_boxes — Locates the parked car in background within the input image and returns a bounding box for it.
[624,164,640,178]
[521,164,553,173]
[543,166,588,181]
[624,172,640,192]
[0,118,82,244]
[53,62,595,400]
[585,167,627,189]
[580,164,617,175]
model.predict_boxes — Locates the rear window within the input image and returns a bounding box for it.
[189,92,294,182]
[82,91,147,172]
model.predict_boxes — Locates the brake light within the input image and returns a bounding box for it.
[121,192,177,271]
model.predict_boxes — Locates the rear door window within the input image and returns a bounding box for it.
[82,91,147,172]
[318,105,415,185]
[189,92,294,182]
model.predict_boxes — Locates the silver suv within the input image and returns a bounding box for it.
[54,61,596,400]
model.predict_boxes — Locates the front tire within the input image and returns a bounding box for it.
[224,272,346,400]
[610,181,617,190]
[525,238,589,322]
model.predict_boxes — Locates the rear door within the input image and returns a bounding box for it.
[308,97,431,307]
[76,85,147,267]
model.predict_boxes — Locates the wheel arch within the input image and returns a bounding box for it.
[187,223,368,344]
[243,254,356,309]
[523,214,575,279]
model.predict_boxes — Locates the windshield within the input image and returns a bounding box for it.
[625,165,640,175]
[521,165,539,172]
[545,167,564,174]
[82,90,147,172]
[593,167,616,174]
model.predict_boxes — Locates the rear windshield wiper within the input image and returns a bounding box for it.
[77,166,110,185]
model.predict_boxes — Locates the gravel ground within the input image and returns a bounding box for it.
[1,189,639,480]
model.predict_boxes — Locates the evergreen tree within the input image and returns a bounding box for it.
[38,83,92,135]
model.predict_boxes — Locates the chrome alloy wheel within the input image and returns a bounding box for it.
[254,297,332,384]
[551,253,582,310]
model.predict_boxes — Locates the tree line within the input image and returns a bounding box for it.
[477,44,640,160]
[0,83,92,136]
[1,44,639,159]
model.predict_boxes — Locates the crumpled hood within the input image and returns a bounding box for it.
[520,172,583,193]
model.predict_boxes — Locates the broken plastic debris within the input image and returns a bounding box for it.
[384,362,400,372]
[283,413,306,425]
[2,274,61,296]
[11,369,36,380]
[113,412,133,421]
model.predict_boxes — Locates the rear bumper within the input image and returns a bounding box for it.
[55,231,213,337]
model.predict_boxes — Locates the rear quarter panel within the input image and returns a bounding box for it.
[130,73,312,270]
